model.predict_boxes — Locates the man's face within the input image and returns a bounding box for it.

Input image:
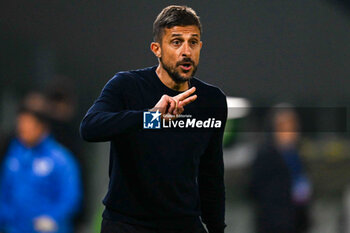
[17,113,46,147]
[159,25,202,83]
[274,111,299,147]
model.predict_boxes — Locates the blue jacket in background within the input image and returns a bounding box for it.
[0,135,82,233]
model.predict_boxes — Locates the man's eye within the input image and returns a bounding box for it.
[172,40,181,45]
[191,40,198,45]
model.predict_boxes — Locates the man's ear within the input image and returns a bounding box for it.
[150,42,161,58]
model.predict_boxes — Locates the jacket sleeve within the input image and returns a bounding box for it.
[45,150,82,222]
[80,73,144,142]
[198,91,227,233]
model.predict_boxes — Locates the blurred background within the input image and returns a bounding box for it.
[0,0,350,232]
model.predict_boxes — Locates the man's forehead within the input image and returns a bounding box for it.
[164,25,200,37]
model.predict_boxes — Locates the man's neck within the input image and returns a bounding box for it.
[155,65,189,92]
[21,132,49,149]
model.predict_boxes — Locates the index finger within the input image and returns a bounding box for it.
[179,94,197,107]
[174,87,196,101]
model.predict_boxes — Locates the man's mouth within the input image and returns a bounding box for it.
[178,62,193,71]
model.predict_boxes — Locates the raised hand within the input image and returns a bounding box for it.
[149,87,197,120]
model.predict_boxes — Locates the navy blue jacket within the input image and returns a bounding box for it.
[80,66,227,232]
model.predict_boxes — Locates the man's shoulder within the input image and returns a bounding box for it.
[4,138,23,157]
[109,66,155,84]
[2,138,21,167]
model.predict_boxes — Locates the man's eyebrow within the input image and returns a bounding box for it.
[170,33,200,37]
[171,34,182,37]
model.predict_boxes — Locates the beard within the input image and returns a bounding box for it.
[160,57,198,84]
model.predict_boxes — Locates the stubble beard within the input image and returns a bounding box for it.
[160,57,198,84]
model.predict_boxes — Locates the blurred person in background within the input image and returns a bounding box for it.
[250,106,312,233]
[0,95,82,233]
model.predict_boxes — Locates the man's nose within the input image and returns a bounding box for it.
[181,42,191,57]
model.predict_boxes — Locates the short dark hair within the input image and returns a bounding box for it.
[153,5,202,42]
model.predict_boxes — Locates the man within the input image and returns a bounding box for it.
[250,106,311,233]
[80,5,227,233]
[0,106,82,233]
